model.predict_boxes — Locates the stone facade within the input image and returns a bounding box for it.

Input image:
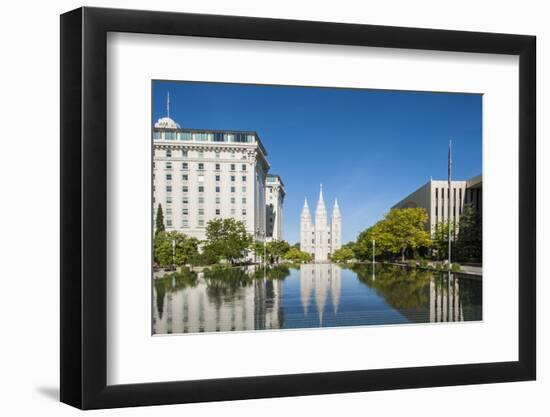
[152,102,283,243]
[300,185,342,262]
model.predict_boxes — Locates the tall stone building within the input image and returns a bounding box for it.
[152,94,284,243]
[265,174,285,241]
[300,185,342,262]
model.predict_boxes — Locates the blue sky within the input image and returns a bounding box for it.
[153,81,482,245]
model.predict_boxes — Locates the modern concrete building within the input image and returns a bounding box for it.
[152,95,284,243]
[265,174,285,241]
[392,174,482,235]
[300,185,342,261]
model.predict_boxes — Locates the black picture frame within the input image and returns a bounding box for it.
[60,6,536,410]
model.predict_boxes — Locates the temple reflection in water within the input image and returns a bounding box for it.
[152,263,481,335]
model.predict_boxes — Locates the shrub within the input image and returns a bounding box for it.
[451,263,462,272]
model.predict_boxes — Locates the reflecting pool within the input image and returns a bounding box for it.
[152,263,482,335]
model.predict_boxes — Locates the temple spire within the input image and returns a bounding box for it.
[301,198,312,219]
[316,183,327,215]
[332,198,341,218]
[166,91,170,118]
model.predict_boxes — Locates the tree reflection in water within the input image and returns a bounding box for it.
[152,263,481,334]
[352,264,482,323]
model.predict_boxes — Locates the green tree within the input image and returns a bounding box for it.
[155,204,165,235]
[355,208,431,262]
[283,247,312,263]
[432,220,457,261]
[251,240,291,264]
[204,218,253,264]
[454,204,482,262]
[330,242,356,263]
[382,208,432,261]
[266,240,291,264]
[154,230,199,267]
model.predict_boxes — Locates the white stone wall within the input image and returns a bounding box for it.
[266,176,285,241]
[153,138,269,242]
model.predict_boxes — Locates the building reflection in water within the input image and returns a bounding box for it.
[153,266,286,334]
[153,263,481,335]
[299,264,341,326]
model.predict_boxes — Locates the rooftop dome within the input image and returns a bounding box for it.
[154,117,181,129]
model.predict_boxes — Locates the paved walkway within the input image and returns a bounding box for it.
[460,265,482,276]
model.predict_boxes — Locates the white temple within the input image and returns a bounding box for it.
[300,184,342,262]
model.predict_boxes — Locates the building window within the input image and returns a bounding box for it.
[198,219,204,227]
[230,164,235,171]
[182,197,188,204]
[459,188,463,215]
[198,209,204,215]
[182,174,188,181]
[231,186,235,193]
[166,197,172,204]
[182,186,188,193]
[242,186,247,193]
[166,219,172,227]
[215,209,220,215]
[215,175,220,182]
[166,185,172,193]
[215,197,220,204]
[182,150,188,157]
[231,197,236,204]
[166,149,172,158]
[166,162,172,169]
[182,219,189,227]
[198,197,204,204]
[242,176,247,182]
[231,175,235,182]
[182,208,188,215]
[198,163,204,170]
[242,197,246,204]
[198,186,204,193]
[166,208,172,215]
[231,209,236,215]
[182,162,188,170]
[215,186,220,193]
[242,164,246,171]
[166,174,172,180]
[215,163,220,171]
[242,209,247,216]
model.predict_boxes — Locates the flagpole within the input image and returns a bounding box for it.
[448,139,452,270]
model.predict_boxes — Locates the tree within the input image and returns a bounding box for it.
[331,245,355,263]
[355,208,431,262]
[154,230,199,267]
[203,218,253,264]
[382,208,431,261]
[266,240,291,264]
[250,240,291,264]
[283,247,312,263]
[155,204,165,235]
[454,204,482,262]
[432,220,457,261]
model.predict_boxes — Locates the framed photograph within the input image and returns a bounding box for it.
[60,6,536,409]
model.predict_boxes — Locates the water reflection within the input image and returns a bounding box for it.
[152,263,482,335]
